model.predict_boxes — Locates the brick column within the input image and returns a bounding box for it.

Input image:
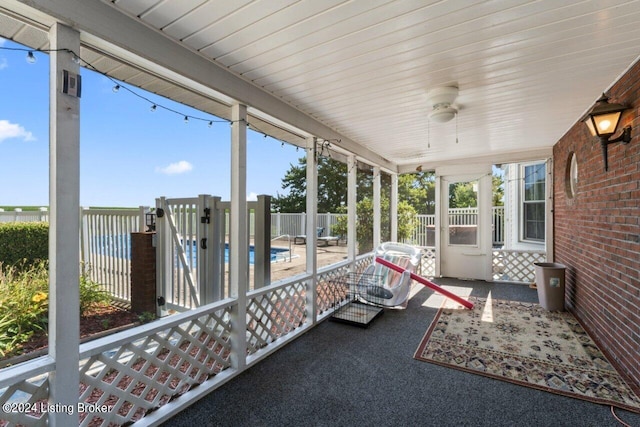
[131,232,156,314]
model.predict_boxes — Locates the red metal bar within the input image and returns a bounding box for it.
[375,257,474,309]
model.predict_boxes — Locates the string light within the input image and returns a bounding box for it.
[2,44,313,144]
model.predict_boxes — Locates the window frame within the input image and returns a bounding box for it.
[519,161,546,244]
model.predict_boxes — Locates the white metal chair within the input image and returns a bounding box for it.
[357,242,422,308]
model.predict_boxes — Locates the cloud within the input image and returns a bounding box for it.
[247,192,258,201]
[155,160,193,175]
[0,58,7,71]
[0,120,35,143]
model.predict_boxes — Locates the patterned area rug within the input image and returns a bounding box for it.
[414,297,640,413]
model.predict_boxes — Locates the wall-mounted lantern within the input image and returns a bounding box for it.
[583,93,632,171]
[145,211,156,232]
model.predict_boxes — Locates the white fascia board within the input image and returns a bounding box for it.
[16,0,396,172]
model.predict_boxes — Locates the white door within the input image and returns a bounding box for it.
[438,169,492,280]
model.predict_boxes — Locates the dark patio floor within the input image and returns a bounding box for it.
[162,278,640,427]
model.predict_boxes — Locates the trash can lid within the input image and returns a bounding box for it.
[534,262,566,269]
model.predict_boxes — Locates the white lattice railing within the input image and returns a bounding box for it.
[75,300,235,426]
[0,260,354,426]
[316,262,351,317]
[492,249,546,283]
[246,278,308,355]
[0,357,53,427]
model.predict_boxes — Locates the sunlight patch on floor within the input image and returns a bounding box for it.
[481,291,493,322]
[421,286,473,309]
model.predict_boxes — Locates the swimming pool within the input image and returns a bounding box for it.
[91,235,289,264]
[224,243,289,264]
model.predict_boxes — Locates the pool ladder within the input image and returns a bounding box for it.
[271,234,293,262]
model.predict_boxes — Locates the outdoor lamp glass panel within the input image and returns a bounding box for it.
[591,111,622,136]
[145,212,156,231]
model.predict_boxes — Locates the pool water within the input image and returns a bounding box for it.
[94,235,288,264]
[223,243,289,264]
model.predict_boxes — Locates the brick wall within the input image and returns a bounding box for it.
[131,232,157,315]
[553,59,640,394]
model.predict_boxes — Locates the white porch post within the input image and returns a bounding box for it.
[390,172,398,242]
[545,157,554,262]
[373,166,381,248]
[305,137,318,324]
[229,104,248,371]
[434,175,442,278]
[48,23,80,427]
[347,155,357,264]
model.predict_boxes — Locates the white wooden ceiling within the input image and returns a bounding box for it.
[2,0,640,172]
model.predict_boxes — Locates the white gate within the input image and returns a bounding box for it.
[155,194,272,314]
[156,195,222,313]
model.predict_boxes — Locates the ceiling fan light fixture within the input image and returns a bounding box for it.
[427,86,459,123]
[429,105,457,123]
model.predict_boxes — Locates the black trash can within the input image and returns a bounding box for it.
[533,262,566,311]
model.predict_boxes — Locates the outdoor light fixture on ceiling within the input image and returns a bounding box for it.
[427,86,459,123]
[583,93,632,171]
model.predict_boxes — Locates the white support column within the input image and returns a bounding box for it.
[434,175,442,278]
[545,157,554,262]
[390,173,398,242]
[373,166,381,248]
[229,103,248,371]
[305,137,318,324]
[347,155,357,264]
[48,23,80,427]
[480,172,494,281]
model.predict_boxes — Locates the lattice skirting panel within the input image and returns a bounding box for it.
[419,247,436,278]
[492,249,546,283]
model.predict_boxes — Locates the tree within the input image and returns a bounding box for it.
[272,155,373,212]
[397,172,436,214]
[332,196,417,252]
[492,172,505,206]
[448,181,477,208]
[272,156,348,212]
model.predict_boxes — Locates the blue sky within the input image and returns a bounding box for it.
[0,39,303,207]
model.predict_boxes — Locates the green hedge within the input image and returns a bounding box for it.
[0,222,49,269]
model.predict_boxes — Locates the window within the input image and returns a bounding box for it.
[522,163,545,242]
